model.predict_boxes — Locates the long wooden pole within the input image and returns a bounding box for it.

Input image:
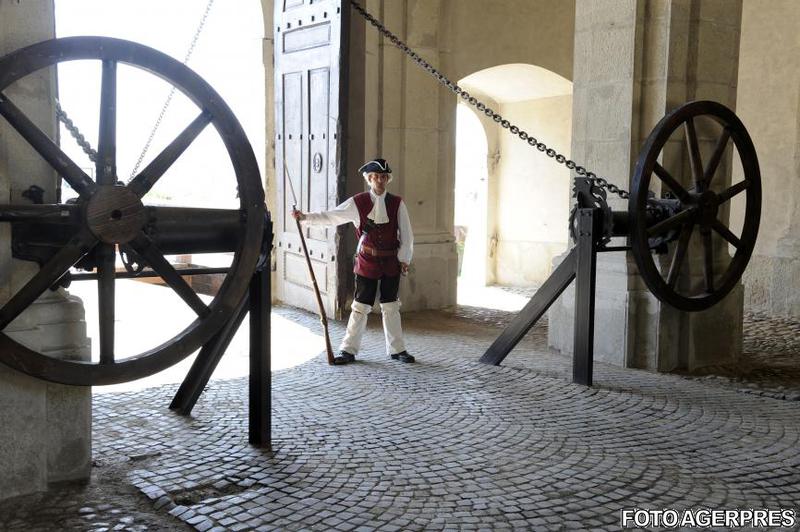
[284,165,335,365]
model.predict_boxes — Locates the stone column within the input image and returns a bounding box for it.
[262,0,278,302]
[360,0,458,311]
[735,0,800,319]
[0,0,92,500]
[549,0,744,371]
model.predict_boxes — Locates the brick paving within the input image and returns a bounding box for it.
[0,304,799,531]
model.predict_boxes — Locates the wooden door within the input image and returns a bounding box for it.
[274,0,349,317]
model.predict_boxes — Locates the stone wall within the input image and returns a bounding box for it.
[0,0,92,500]
[493,94,572,286]
[733,0,800,319]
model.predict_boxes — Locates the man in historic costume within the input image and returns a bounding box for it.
[292,158,415,365]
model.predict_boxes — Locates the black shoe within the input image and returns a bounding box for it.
[390,351,415,363]
[334,351,356,365]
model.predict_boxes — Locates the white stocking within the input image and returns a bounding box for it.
[380,300,406,355]
[339,301,372,354]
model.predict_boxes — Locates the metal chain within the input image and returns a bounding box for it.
[54,0,216,176]
[349,1,630,200]
[55,99,98,163]
[129,0,215,180]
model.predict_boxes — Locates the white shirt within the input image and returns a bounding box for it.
[302,190,414,264]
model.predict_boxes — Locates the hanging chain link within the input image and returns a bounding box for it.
[55,99,98,163]
[128,0,215,180]
[350,1,630,200]
[54,0,215,176]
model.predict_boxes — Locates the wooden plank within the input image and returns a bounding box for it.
[249,267,271,447]
[479,248,577,366]
[169,295,248,415]
[572,209,600,386]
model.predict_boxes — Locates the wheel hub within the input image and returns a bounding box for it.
[85,185,147,244]
[696,190,719,225]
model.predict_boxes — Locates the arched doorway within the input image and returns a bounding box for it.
[454,103,490,287]
[454,64,573,308]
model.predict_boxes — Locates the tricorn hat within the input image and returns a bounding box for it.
[358,158,392,174]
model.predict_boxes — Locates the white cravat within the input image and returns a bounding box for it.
[368,190,389,224]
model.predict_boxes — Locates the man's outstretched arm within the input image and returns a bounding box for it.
[293,197,360,227]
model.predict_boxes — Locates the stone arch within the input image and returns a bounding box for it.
[455,63,573,292]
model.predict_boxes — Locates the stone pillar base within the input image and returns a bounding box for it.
[744,254,800,319]
[548,252,743,373]
[548,252,630,368]
[399,237,458,312]
[0,291,91,500]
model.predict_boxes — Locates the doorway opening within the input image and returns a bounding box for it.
[454,64,573,312]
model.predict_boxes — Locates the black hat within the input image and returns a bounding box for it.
[358,158,392,174]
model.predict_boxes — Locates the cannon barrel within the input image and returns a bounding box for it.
[144,206,243,255]
[7,206,246,267]
[611,199,682,239]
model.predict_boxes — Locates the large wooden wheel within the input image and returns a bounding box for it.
[0,37,265,385]
[629,101,761,312]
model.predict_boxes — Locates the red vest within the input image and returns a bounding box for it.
[353,192,402,279]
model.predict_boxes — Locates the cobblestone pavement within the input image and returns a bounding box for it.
[1,305,799,531]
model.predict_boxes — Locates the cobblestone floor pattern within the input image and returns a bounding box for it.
[1,304,799,531]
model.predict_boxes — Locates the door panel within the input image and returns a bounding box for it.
[308,67,331,243]
[274,0,347,317]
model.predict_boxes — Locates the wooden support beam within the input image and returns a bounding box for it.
[479,248,577,366]
[572,208,601,386]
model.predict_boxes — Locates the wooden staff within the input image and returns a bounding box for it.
[284,165,335,365]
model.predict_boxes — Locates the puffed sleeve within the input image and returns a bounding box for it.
[397,200,414,264]
[302,196,360,227]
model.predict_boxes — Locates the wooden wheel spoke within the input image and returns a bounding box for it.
[718,180,749,203]
[703,128,731,189]
[711,219,741,248]
[0,230,97,330]
[666,221,694,289]
[97,60,117,185]
[702,230,714,292]
[0,92,95,196]
[647,207,696,237]
[127,235,210,318]
[128,111,213,198]
[684,118,705,190]
[97,243,116,363]
[653,163,691,202]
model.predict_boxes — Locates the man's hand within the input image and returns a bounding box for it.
[292,209,306,221]
[400,262,409,275]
